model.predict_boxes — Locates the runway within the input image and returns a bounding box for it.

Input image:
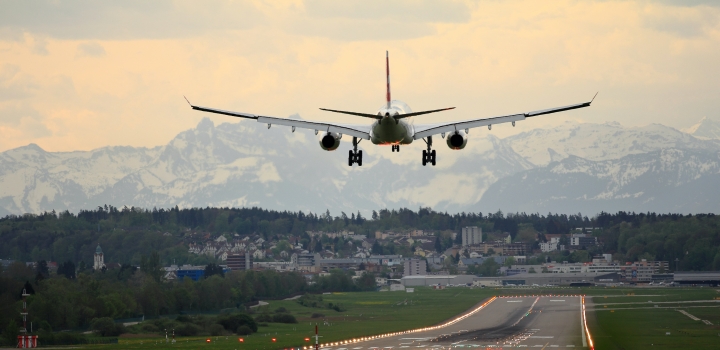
[313,296,588,349]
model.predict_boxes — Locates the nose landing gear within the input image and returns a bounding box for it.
[348,137,362,166]
[422,136,436,166]
[391,145,400,152]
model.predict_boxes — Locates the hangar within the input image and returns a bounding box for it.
[400,275,476,287]
[673,271,720,286]
[474,272,621,287]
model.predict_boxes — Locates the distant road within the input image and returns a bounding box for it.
[317,296,586,349]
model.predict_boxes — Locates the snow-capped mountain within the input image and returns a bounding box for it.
[1,118,719,216]
[478,149,720,214]
[682,117,720,140]
[504,121,719,166]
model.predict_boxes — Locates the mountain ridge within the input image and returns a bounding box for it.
[1,118,719,216]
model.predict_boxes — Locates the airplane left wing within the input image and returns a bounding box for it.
[413,95,596,139]
[185,98,371,139]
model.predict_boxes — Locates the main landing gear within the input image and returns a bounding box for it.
[391,145,400,152]
[348,137,362,166]
[422,136,436,166]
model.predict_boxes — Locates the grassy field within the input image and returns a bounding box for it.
[28,286,720,350]
[588,287,720,349]
[96,287,499,350]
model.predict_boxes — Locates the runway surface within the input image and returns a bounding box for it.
[316,296,587,349]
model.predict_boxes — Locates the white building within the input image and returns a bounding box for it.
[540,237,561,252]
[93,244,105,270]
[462,226,482,246]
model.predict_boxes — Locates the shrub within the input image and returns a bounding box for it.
[275,307,288,313]
[176,315,191,323]
[272,313,298,324]
[258,323,269,327]
[255,313,273,322]
[216,313,258,333]
[209,324,224,336]
[236,325,253,335]
[175,323,200,336]
[140,323,159,333]
[90,317,127,336]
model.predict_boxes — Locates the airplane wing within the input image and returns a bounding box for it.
[185,97,371,140]
[412,95,596,139]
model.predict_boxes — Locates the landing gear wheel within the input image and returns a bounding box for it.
[358,150,363,166]
[421,136,436,166]
[348,150,354,166]
[348,137,363,166]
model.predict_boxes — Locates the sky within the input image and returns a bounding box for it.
[1,0,719,153]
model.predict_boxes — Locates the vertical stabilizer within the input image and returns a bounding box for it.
[386,51,391,109]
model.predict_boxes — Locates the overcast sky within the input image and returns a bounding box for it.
[1,0,719,152]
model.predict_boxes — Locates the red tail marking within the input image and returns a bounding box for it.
[386,51,391,108]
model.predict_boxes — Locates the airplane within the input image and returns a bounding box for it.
[185,52,595,167]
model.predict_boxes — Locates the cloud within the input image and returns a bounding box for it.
[642,8,720,37]
[0,0,263,40]
[0,104,52,138]
[76,42,106,57]
[304,0,471,23]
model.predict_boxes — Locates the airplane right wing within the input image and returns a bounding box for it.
[413,95,596,139]
[185,98,371,139]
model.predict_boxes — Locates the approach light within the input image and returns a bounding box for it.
[305,338,310,342]
[206,339,211,343]
[239,338,244,342]
[272,338,277,342]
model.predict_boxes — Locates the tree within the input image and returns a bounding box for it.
[140,252,163,282]
[204,264,225,279]
[2,319,19,345]
[434,236,442,253]
[478,258,500,277]
[57,261,76,279]
[371,241,383,255]
[504,256,516,267]
[528,267,537,273]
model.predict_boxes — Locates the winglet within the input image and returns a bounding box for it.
[590,92,598,104]
[183,95,192,107]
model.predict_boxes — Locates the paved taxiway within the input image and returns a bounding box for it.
[317,296,586,349]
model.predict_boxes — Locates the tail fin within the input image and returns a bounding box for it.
[386,51,391,109]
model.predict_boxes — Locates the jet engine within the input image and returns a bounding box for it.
[446,130,467,150]
[319,132,342,151]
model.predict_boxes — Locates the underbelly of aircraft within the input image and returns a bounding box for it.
[370,119,414,145]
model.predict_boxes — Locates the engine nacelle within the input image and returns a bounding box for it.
[446,131,468,150]
[319,132,342,151]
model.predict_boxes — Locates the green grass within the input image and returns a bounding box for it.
[83,287,499,350]
[588,287,720,349]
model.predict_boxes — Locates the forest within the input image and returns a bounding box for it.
[0,206,718,270]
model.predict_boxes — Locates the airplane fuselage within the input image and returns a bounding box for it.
[370,100,414,145]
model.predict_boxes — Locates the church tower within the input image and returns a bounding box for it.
[93,244,105,270]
